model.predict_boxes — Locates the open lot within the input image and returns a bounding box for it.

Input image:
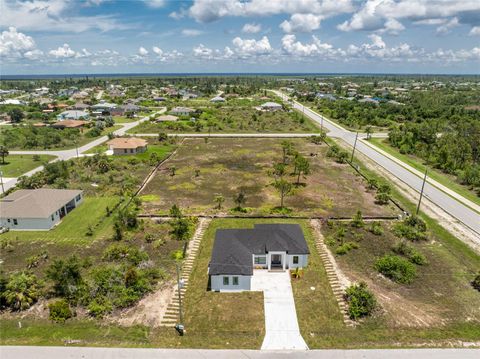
[141,138,398,217]
[0,154,55,177]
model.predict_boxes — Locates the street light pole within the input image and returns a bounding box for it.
[416,168,428,216]
[175,263,184,335]
[350,131,359,163]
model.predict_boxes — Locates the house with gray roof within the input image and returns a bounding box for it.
[209,224,309,291]
[0,189,83,231]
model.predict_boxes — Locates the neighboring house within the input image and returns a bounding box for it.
[0,99,25,105]
[156,115,178,122]
[210,96,225,103]
[71,91,89,100]
[91,101,117,112]
[153,96,166,102]
[56,110,89,121]
[111,104,141,117]
[71,102,90,111]
[51,120,88,129]
[208,224,310,292]
[316,93,336,101]
[170,106,196,116]
[107,137,148,155]
[0,189,84,231]
[259,102,283,111]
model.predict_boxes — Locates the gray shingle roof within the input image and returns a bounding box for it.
[209,224,309,276]
[0,189,82,219]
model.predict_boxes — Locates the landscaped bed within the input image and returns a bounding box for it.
[140,138,398,217]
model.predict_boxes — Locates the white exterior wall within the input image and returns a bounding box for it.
[210,275,251,292]
[287,254,309,269]
[1,192,83,231]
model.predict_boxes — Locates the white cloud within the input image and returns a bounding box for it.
[152,46,163,56]
[49,43,77,58]
[144,0,166,8]
[138,46,149,56]
[193,44,214,58]
[280,14,323,33]
[436,17,459,34]
[23,49,44,60]
[181,29,204,37]
[188,0,354,23]
[382,18,405,35]
[1,0,128,33]
[339,0,480,33]
[470,26,480,36]
[242,23,262,34]
[0,27,37,59]
[232,36,273,57]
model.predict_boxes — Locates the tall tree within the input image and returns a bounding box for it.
[281,140,294,164]
[273,179,293,208]
[295,155,311,185]
[0,146,9,164]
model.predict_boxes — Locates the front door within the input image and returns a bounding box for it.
[271,254,282,268]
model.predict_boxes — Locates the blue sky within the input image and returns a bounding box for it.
[1,0,479,75]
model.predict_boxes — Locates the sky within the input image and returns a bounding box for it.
[0,0,479,75]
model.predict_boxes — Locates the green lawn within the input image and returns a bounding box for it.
[0,154,55,177]
[0,196,119,245]
[368,138,480,209]
[114,116,137,123]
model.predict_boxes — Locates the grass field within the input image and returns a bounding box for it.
[0,154,55,177]
[141,138,398,217]
[368,138,480,209]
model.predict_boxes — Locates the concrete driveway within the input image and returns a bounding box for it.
[251,270,308,351]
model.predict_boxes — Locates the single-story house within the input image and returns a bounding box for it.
[156,115,178,122]
[316,93,336,101]
[208,224,310,292]
[52,120,88,129]
[259,102,283,111]
[107,137,148,155]
[110,104,141,117]
[56,110,89,121]
[91,101,117,112]
[0,99,25,105]
[153,96,166,102]
[210,96,225,103]
[170,106,196,116]
[0,189,84,231]
[71,102,90,111]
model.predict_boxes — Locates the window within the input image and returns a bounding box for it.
[51,214,54,221]
[293,256,299,264]
[76,194,81,201]
[223,276,229,285]
[233,276,239,286]
[254,256,266,265]
[7,219,10,223]
[13,219,18,225]
[124,149,127,153]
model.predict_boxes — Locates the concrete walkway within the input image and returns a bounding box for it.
[251,270,308,351]
[2,347,478,358]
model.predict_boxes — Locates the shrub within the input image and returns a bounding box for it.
[3,271,42,311]
[369,221,384,235]
[48,299,73,323]
[392,241,427,265]
[335,242,359,255]
[102,244,149,265]
[171,249,184,260]
[393,215,428,241]
[374,255,416,284]
[87,297,113,318]
[46,256,83,301]
[471,273,480,292]
[351,210,364,228]
[344,282,376,320]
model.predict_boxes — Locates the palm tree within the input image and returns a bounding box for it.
[4,272,41,311]
[214,195,224,209]
[0,146,9,164]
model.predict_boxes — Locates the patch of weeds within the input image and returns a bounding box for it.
[335,241,359,255]
[374,254,416,284]
[392,241,428,265]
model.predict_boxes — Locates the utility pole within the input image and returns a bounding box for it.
[175,263,184,335]
[416,168,428,215]
[0,171,4,194]
[350,131,359,163]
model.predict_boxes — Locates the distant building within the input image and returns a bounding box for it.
[315,93,336,101]
[107,137,148,155]
[0,99,25,105]
[210,96,226,103]
[0,189,83,231]
[71,102,90,111]
[156,115,178,122]
[259,102,283,111]
[52,120,88,129]
[56,110,89,121]
[170,106,196,116]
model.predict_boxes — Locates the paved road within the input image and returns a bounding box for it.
[1,347,478,358]
[273,91,480,238]
[134,133,320,138]
[2,109,164,192]
[251,270,308,350]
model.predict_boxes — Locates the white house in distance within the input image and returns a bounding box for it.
[210,96,225,103]
[0,189,83,231]
[170,106,195,116]
[107,137,148,155]
[56,110,89,121]
[258,102,283,111]
[208,224,310,292]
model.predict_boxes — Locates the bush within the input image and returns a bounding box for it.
[392,241,427,265]
[393,215,428,241]
[48,299,73,323]
[102,244,149,265]
[471,273,480,292]
[335,242,359,255]
[344,282,376,320]
[46,256,83,301]
[369,221,384,235]
[87,297,113,318]
[374,255,416,284]
[171,249,184,260]
[351,210,364,228]
[3,271,42,311]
